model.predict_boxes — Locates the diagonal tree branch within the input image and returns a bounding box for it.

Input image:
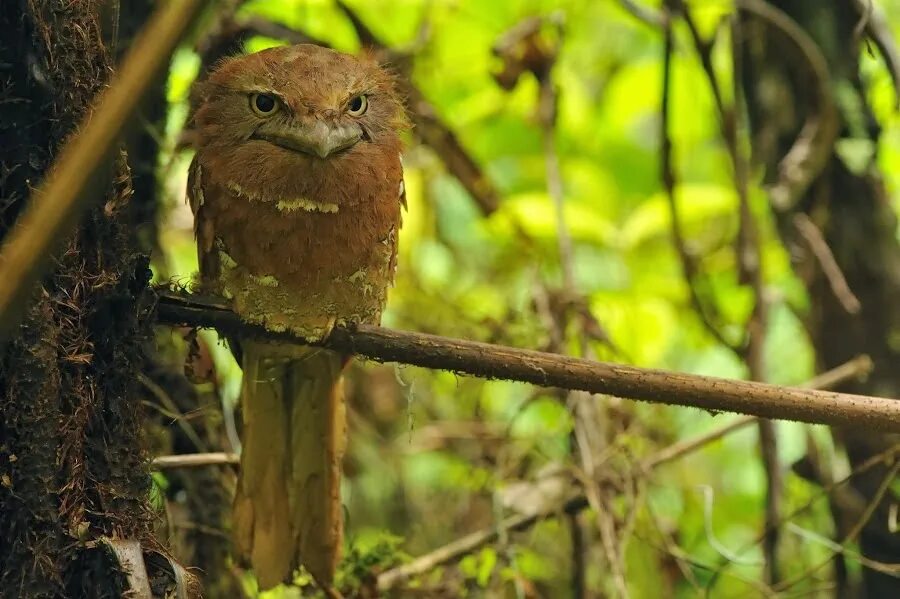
[155,290,900,431]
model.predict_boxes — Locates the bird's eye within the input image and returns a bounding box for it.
[347,94,368,116]
[250,93,279,117]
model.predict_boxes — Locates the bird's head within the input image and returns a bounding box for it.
[192,44,406,209]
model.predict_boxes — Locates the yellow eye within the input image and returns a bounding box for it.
[347,94,368,116]
[250,93,279,117]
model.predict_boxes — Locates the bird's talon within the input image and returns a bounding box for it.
[321,316,338,341]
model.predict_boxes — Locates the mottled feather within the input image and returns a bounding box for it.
[188,44,406,590]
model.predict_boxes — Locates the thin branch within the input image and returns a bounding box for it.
[152,452,239,470]
[773,459,900,591]
[854,0,900,110]
[793,213,861,314]
[785,523,900,578]
[730,10,781,584]
[706,442,900,591]
[644,354,872,470]
[376,494,589,591]
[403,85,501,214]
[139,372,209,453]
[197,16,328,73]
[853,0,874,42]
[155,290,900,431]
[617,0,668,28]
[373,357,874,590]
[0,0,210,343]
[660,9,739,352]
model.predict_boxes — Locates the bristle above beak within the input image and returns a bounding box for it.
[254,120,362,158]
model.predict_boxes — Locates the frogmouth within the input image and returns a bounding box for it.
[189,44,406,591]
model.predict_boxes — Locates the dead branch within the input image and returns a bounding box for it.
[377,494,589,591]
[793,213,861,315]
[706,442,900,590]
[645,352,872,469]
[617,0,668,28]
[660,12,739,353]
[852,0,900,110]
[155,290,900,431]
[196,15,328,74]
[152,453,239,470]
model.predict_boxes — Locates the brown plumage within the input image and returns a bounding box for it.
[188,44,406,591]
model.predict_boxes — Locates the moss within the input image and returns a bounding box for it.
[0,2,157,595]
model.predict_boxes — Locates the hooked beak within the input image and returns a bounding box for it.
[254,120,362,159]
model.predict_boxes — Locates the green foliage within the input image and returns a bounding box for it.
[155,0,900,596]
[335,532,408,592]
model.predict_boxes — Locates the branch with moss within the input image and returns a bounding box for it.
[155,290,900,431]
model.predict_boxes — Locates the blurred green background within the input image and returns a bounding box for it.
[150,1,900,596]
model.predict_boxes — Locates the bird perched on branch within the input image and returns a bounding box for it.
[188,44,407,591]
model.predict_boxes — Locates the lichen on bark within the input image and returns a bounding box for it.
[0,1,154,596]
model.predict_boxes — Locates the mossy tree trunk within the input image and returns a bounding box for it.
[740,1,900,596]
[0,2,154,596]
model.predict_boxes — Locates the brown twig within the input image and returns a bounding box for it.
[156,290,900,428]
[0,0,209,343]
[706,442,900,591]
[617,0,668,28]
[853,0,900,110]
[403,85,501,214]
[376,494,589,591]
[197,16,327,74]
[793,213,861,315]
[773,459,900,592]
[853,0,874,42]
[660,9,739,353]
[644,354,872,470]
[373,356,873,590]
[152,452,239,470]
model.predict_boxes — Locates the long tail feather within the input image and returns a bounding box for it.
[233,340,347,590]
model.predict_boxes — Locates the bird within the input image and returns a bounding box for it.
[187,43,407,591]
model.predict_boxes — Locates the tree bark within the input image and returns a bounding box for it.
[740,1,900,596]
[0,2,154,596]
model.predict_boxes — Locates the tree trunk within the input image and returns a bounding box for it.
[0,2,154,596]
[740,1,900,596]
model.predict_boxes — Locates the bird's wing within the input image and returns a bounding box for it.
[187,156,220,287]
[390,164,406,279]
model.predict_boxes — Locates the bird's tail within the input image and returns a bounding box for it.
[232,339,348,590]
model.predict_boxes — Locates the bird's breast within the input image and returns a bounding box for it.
[197,175,401,340]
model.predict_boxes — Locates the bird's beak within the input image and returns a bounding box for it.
[255,120,362,159]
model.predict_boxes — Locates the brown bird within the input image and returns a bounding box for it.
[188,44,406,590]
